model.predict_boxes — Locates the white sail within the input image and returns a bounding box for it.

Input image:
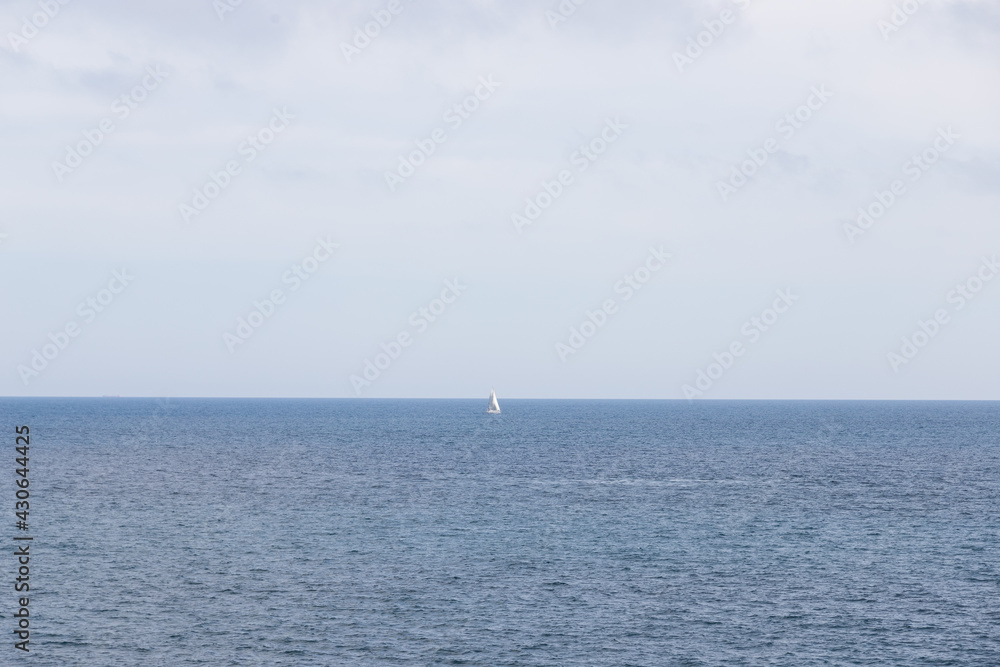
[487,388,500,413]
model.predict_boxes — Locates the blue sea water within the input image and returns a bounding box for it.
[4,398,1000,666]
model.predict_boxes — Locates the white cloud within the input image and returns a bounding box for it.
[1,0,998,398]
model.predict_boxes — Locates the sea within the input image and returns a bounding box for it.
[4,398,999,666]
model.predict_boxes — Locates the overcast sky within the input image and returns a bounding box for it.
[1,0,998,399]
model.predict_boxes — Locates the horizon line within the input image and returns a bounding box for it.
[2,396,999,402]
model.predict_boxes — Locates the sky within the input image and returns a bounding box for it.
[1,0,998,399]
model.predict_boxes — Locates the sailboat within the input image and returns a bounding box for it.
[486,387,501,414]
